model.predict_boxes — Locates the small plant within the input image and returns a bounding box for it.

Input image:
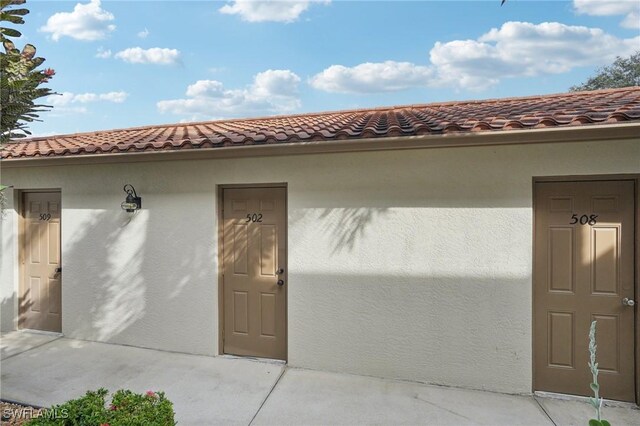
[588,320,610,426]
[26,388,176,426]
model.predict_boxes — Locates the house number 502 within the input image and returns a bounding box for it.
[570,214,598,225]
[246,213,263,223]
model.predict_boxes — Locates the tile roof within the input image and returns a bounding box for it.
[2,87,640,160]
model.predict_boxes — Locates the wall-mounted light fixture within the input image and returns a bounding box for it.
[121,184,142,212]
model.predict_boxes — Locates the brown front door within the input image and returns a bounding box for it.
[222,187,287,360]
[534,180,636,402]
[20,191,62,332]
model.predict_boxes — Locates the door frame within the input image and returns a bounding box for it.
[532,174,640,404]
[216,183,288,359]
[18,189,63,332]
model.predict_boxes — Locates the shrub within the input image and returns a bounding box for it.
[27,388,175,426]
[588,321,610,426]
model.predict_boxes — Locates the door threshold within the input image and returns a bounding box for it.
[219,353,286,366]
[534,391,638,409]
[16,329,63,337]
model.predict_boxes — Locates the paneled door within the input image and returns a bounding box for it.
[534,180,635,402]
[20,191,62,332]
[222,187,287,360]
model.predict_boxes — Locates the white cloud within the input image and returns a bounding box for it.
[47,91,129,107]
[311,21,640,93]
[219,0,330,23]
[137,28,150,38]
[97,92,129,103]
[252,69,301,97]
[95,47,112,58]
[309,61,433,94]
[185,80,226,98]
[574,0,640,29]
[430,21,639,90]
[114,47,181,65]
[157,70,301,120]
[40,0,115,41]
[621,11,640,29]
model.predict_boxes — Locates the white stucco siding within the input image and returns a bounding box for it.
[1,138,638,394]
[288,149,527,392]
[0,187,18,331]
[0,165,220,354]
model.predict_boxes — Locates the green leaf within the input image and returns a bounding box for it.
[31,56,44,67]
[589,420,603,426]
[0,13,24,24]
[590,383,599,392]
[0,0,27,7]
[0,27,21,38]
[21,43,35,58]
[5,7,28,16]
[601,421,611,426]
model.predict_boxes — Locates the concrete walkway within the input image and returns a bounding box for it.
[1,330,61,360]
[1,331,639,425]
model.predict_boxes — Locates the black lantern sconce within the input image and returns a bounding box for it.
[121,184,142,213]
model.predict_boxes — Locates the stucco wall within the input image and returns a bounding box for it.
[0,179,18,332]
[1,138,639,394]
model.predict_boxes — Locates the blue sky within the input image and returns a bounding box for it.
[15,0,640,136]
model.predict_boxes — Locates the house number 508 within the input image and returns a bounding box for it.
[570,214,598,225]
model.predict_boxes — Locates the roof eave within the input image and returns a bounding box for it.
[2,122,639,168]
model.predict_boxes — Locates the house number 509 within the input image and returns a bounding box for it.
[570,214,598,225]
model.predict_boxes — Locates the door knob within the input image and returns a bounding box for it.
[277,279,285,286]
[276,268,284,275]
[622,298,635,307]
[55,267,62,273]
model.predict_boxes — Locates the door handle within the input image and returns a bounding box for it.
[622,298,635,307]
[277,279,285,287]
[55,267,62,273]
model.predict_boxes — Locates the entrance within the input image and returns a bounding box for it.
[20,191,62,332]
[534,180,635,402]
[221,187,287,360]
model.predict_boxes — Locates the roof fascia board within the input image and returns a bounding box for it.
[2,122,639,169]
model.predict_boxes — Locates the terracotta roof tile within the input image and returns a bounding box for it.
[2,87,640,160]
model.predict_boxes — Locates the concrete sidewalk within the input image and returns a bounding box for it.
[1,331,639,425]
